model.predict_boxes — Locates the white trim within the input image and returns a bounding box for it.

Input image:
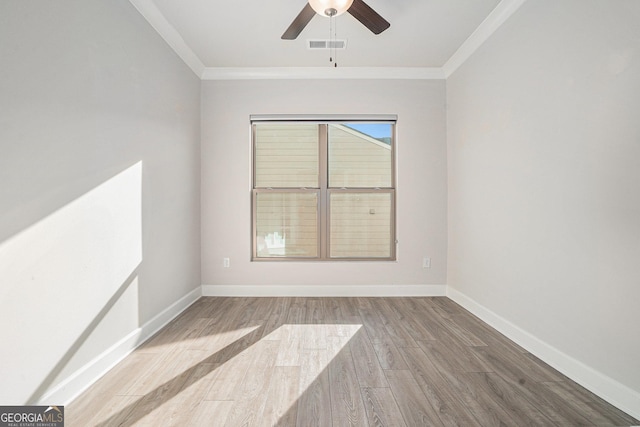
[128,0,205,77]
[202,284,446,297]
[250,114,397,122]
[442,0,528,78]
[447,287,640,421]
[201,67,445,80]
[39,287,202,406]
[128,0,526,81]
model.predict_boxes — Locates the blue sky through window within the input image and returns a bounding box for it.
[345,123,392,140]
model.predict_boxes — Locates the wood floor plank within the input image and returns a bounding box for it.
[399,346,481,426]
[413,301,487,348]
[204,344,254,401]
[69,395,140,427]
[447,371,521,427]
[435,315,488,348]
[327,337,369,427]
[541,381,633,427]
[450,310,528,354]
[190,299,263,355]
[371,337,409,371]
[210,323,268,365]
[358,306,389,343]
[158,362,222,426]
[249,297,279,322]
[302,300,328,350]
[357,305,409,370]
[322,297,348,323]
[67,352,156,419]
[189,400,234,426]
[261,313,287,341]
[584,400,640,427]
[471,347,595,425]
[193,296,228,318]
[348,328,389,388]
[370,298,419,348]
[466,372,556,426]
[550,375,640,426]
[259,366,300,427]
[188,320,250,354]
[135,322,194,354]
[427,297,459,319]
[396,297,424,312]
[334,297,360,318]
[135,299,225,353]
[296,349,332,426]
[275,324,303,367]
[304,297,326,323]
[411,339,518,426]
[390,298,438,341]
[224,340,280,426]
[116,360,198,426]
[354,297,376,310]
[385,369,445,426]
[417,337,491,374]
[232,297,260,325]
[287,297,306,318]
[332,317,364,338]
[361,387,407,427]
[166,317,218,351]
[135,362,222,427]
[261,297,291,341]
[472,343,564,384]
[123,349,207,396]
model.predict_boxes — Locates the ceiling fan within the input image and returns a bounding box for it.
[282,0,390,40]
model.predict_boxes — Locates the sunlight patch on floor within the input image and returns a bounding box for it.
[92,323,363,425]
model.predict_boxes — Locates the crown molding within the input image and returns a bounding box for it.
[201,67,445,80]
[130,0,526,81]
[128,0,205,77]
[442,0,528,78]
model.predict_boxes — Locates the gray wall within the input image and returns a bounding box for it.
[0,0,201,404]
[447,0,640,405]
[201,79,447,291]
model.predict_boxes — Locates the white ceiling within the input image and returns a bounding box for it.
[129,0,526,78]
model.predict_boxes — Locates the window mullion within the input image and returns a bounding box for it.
[319,124,328,260]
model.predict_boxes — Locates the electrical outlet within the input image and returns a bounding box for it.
[422,257,431,269]
[223,257,230,268]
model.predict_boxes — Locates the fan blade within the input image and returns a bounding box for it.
[282,3,316,40]
[348,0,390,35]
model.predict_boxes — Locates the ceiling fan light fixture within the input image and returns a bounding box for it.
[308,0,354,17]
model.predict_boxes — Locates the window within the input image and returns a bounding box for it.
[252,118,396,261]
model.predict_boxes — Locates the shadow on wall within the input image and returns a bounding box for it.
[0,162,144,404]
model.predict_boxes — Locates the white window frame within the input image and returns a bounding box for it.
[251,115,397,261]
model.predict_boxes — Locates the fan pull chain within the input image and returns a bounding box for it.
[329,15,334,65]
[333,14,338,67]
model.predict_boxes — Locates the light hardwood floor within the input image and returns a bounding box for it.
[67,297,639,426]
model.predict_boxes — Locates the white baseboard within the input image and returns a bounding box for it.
[201,284,447,297]
[447,287,640,421]
[39,286,202,406]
